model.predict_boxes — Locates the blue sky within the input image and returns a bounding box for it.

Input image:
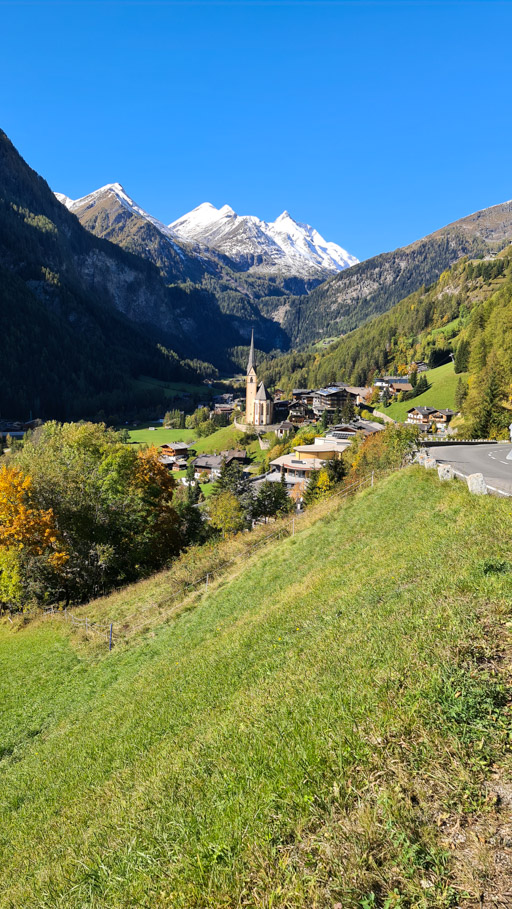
[1,0,511,261]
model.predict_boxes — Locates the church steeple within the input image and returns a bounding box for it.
[245,329,258,425]
[247,329,256,374]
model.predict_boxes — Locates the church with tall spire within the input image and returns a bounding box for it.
[245,330,274,427]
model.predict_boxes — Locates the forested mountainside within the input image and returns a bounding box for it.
[0,130,246,418]
[261,249,512,437]
[56,184,323,352]
[262,200,512,345]
[57,178,512,358]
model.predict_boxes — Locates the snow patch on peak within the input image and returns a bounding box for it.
[54,192,74,210]
[54,184,181,247]
[171,202,358,276]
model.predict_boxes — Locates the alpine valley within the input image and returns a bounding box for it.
[2,125,512,422]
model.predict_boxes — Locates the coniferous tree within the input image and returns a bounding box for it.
[455,377,468,411]
[454,339,470,374]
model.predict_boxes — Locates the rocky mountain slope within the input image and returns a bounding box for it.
[264,198,512,345]
[0,130,231,418]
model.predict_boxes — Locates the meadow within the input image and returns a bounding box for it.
[0,469,510,907]
[384,362,467,422]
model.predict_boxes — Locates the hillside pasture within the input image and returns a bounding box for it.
[0,469,510,907]
[384,361,467,422]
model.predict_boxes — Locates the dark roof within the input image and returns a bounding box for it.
[292,389,313,395]
[192,455,223,469]
[277,421,294,430]
[161,441,189,451]
[314,386,345,398]
[433,409,457,417]
[221,449,248,461]
[407,406,437,416]
[255,381,273,402]
[247,329,256,374]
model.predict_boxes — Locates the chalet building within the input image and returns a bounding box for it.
[288,401,311,423]
[192,454,223,479]
[191,449,249,480]
[406,406,437,428]
[328,418,385,439]
[245,331,274,427]
[343,385,373,405]
[221,449,250,466]
[276,420,295,439]
[292,389,315,407]
[160,442,190,459]
[431,409,457,426]
[388,381,413,396]
[213,403,235,417]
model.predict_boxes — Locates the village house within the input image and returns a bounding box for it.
[388,381,413,397]
[191,454,223,479]
[312,386,351,416]
[191,448,249,480]
[0,418,43,440]
[160,442,190,460]
[288,400,311,423]
[292,389,315,406]
[213,403,235,417]
[406,406,437,429]
[431,408,457,426]
[221,449,250,466]
[276,420,295,439]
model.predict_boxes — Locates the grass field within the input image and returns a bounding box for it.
[127,426,196,447]
[1,469,511,907]
[127,424,242,453]
[384,361,467,422]
[191,423,242,454]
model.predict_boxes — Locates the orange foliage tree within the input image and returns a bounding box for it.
[0,465,68,605]
[0,465,67,567]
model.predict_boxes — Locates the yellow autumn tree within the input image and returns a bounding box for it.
[0,466,68,605]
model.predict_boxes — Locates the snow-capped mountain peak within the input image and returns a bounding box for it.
[55,185,358,278]
[55,183,179,243]
[170,203,358,276]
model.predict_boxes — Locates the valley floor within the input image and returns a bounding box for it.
[1,469,511,907]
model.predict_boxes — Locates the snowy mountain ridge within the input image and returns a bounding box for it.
[56,183,180,245]
[56,186,358,278]
[170,201,358,275]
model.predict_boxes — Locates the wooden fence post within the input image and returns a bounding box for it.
[109,624,113,651]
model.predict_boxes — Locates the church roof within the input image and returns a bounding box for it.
[247,330,256,374]
[255,381,273,402]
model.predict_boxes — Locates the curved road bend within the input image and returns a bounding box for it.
[428,443,512,496]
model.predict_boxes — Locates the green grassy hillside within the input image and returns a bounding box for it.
[384,362,467,422]
[1,470,510,907]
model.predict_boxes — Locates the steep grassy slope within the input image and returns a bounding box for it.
[1,470,511,907]
[384,362,466,421]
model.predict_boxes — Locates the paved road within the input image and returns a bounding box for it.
[428,443,512,495]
